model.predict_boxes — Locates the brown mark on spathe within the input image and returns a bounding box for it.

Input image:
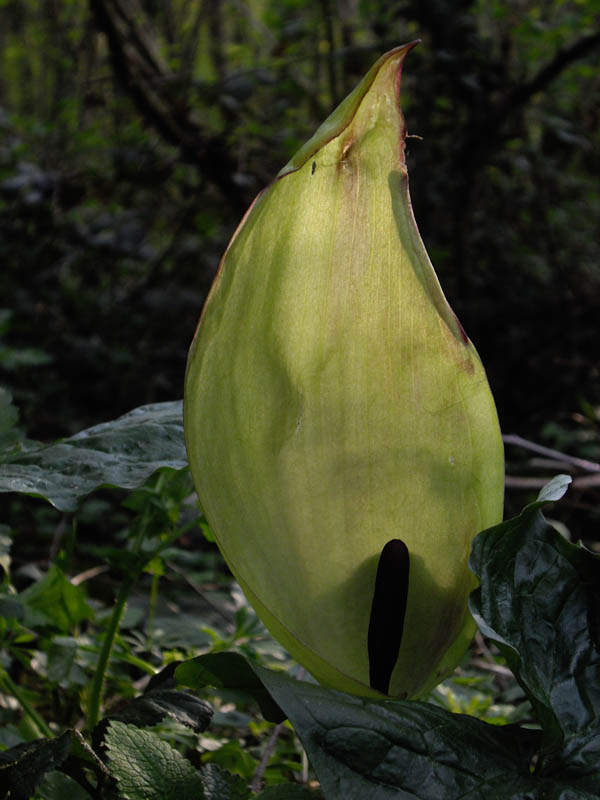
[439,319,475,375]
[338,137,357,173]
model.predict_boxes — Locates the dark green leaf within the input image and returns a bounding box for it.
[0,730,102,800]
[177,653,545,799]
[108,687,213,732]
[469,476,600,779]
[46,636,85,685]
[200,763,250,800]
[104,720,204,800]
[202,740,258,781]
[0,735,70,800]
[19,564,92,632]
[0,525,12,576]
[0,400,187,511]
[176,652,286,723]
[0,345,52,370]
[252,665,544,800]
[0,596,24,621]
[0,387,21,457]
[254,784,322,799]
[36,770,90,800]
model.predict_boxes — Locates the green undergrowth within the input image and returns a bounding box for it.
[0,399,598,799]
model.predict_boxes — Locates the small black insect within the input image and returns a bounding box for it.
[367,538,410,695]
[311,161,316,175]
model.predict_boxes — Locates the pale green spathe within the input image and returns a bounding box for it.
[184,43,504,698]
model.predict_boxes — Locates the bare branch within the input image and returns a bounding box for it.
[503,433,600,474]
[250,721,286,793]
[455,30,600,202]
[505,31,600,111]
[89,0,246,213]
[505,474,600,490]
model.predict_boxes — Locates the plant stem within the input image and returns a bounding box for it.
[0,670,53,738]
[146,569,160,650]
[87,575,136,731]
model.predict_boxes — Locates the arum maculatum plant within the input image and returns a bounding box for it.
[184,42,504,700]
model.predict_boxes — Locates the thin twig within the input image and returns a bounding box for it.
[49,515,68,562]
[71,564,110,586]
[250,721,285,793]
[474,631,495,663]
[294,667,310,784]
[165,560,235,626]
[503,433,600,473]
[505,474,600,491]
[470,659,513,678]
[301,748,309,786]
[570,474,600,489]
[528,458,577,471]
[505,31,600,112]
[504,476,554,490]
[472,633,512,692]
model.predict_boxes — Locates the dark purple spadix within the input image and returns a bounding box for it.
[368,539,410,695]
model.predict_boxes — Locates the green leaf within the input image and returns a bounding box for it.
[255,785,321,799]
[535,473,572,504]
[202,741,258,781]
[46,636,85,685]
[0,524,11,576]
[0,344,52,370]
[469,476,600,781]
[19,564,92,632]
[200,763,250,800]
[176,652,286,724]
[0,735,70,800]
[108,687,213,732]
[0,730,102,800]
[0,387,21,457]
[104,720,205,800]
[0,400,187,511]
[36,770,90,800]
[250,666,546,800]
[177,653,544,799]
[0,595,24,620]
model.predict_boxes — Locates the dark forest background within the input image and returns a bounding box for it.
[1,0,599,529]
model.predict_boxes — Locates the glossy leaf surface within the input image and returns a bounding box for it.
[470,475,600,782]
[0,401,186,511]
